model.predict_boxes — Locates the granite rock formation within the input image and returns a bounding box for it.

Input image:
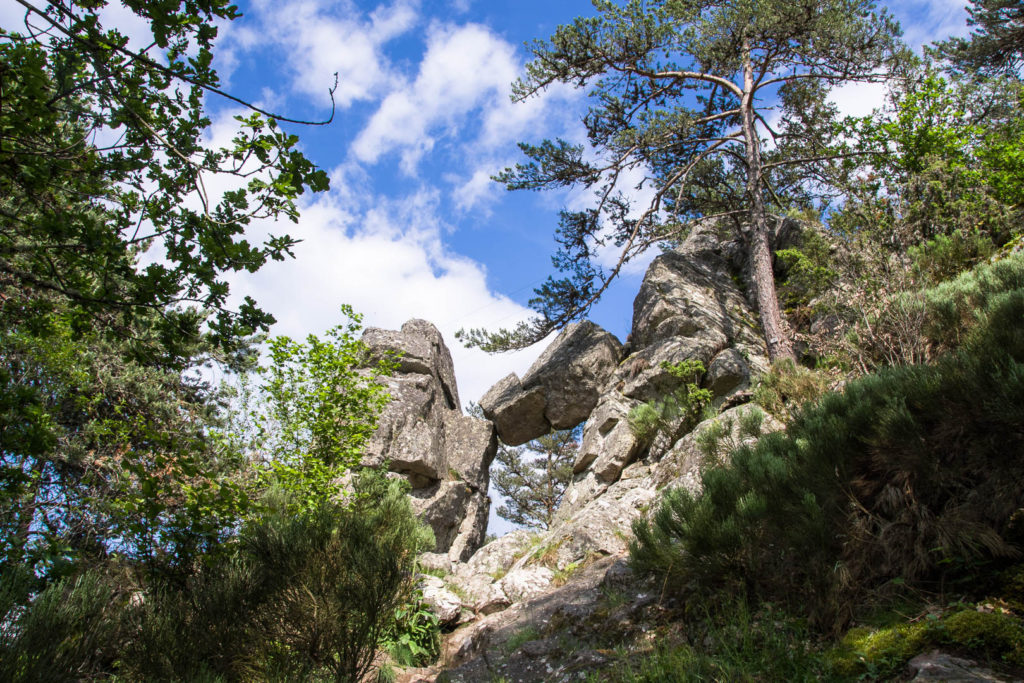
[479,321,624,446]
[433,221,784,627]
[361,319,497,562]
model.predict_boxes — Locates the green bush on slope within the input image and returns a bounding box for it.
[0,470,434,682]
[137,470,433,682]
[630,254,1024,629]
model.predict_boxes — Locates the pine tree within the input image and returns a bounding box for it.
[492,428,579,530]
[937,0,1024,76]
[458,0,903,362]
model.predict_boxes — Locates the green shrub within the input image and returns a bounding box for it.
[595,600,828,682]
[919,250,1024,350]
[381,590,441,668]
[0,569,123,681]
[631,273,1024,629]
[751,358,830,420]
[626,402,663,442]
[909,230,996,284]
[122,470,434,682]
[627,360,712,442]
[829,621,935,679]
[775,229,838,313]
[503,625,542,653]
[693,406,766,466]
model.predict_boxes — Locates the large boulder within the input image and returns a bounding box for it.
[480,322,623,446]
[477,375,547,451]
[362,374,446,485]
[363,319,459,409]
[419,574,463,625]
[439,222,793,630]
[445,415,499,490]
[361,320,496,561]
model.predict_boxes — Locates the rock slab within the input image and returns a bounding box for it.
[480,321,623,446]
[361,319,496,561]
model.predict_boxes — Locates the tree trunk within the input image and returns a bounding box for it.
[740,39,796,363]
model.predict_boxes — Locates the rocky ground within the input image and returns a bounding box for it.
[370,219,1014,682]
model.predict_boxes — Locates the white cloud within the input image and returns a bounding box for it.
[450,167,501,212]
[828,80,890,119]
[99,1,154,50]
[223,0,419,108]
[228,176,544,406]
[353,20,584,192]
[352,22,521,168]
[826,2,970,121]
[897,0,969,50]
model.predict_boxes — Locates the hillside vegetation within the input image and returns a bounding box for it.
[3,0,1024,681]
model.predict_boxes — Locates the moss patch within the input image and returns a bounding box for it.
[829,606,1024,679]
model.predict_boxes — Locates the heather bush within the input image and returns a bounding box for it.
[631,272,1024,629]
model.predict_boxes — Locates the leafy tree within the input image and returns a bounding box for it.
[0,299,252,582]
[225,306,396,510]
[1,0,330,354]
[1,311,421,680]
[0,0,332,581]
[832,70,1023,280]
[492,427,579,530]
[458,0,902,362]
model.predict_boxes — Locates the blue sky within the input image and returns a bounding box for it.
[0,0,972,534]
[198,0,968,536]
[189,0,970,405]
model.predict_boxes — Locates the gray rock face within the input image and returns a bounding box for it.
[510,405,783,578]
[498,567,554,602]
[418,574,463,625]
[446,222,784,625]
[705,347,751,398]
[361,320,496,561]
[574,394,641,476]
[907,652,1007,682]
[480,322,623,446]
[552,223,771,517]
[363,319,459,409]
[445,415,498,489]
[442,407,779,622]
[424,221,792,633]
[447,490,490,563]
[521,321,624,429]
[448,530,535,610]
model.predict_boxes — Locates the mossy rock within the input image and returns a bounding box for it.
[943,609,1024,667]
[829,608,1024,679]
[829,621,934,679]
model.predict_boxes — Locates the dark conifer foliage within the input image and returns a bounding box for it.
[493,427,579,530]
